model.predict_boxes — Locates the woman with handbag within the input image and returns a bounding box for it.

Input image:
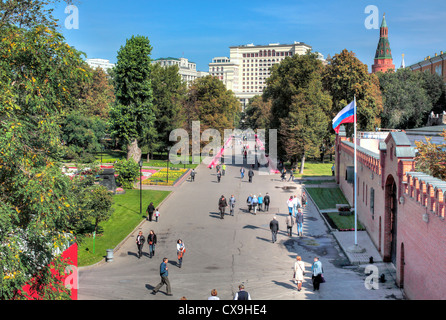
[311,257,324,291]
[293,256,305,291]
[147,230,157,258]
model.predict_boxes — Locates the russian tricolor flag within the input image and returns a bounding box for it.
[332,99,356,134]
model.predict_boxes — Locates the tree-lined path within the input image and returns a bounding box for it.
[79,140,403,300]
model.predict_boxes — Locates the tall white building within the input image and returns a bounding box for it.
[209,42,325,109]
[152,57,208,86]
[85,58,115,73]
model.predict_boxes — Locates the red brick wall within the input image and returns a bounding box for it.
[335,133,446,300]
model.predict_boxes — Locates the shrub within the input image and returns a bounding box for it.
[114,159,140,189]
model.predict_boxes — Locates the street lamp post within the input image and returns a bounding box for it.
[166,146,171,184]
[139,159,143,217]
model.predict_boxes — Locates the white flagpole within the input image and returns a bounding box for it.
[353,95,357,246]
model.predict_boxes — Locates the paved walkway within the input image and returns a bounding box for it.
[78,143,405,300]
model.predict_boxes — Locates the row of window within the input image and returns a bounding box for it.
[243,51,293,58]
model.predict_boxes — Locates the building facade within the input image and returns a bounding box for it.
[152,57,208,86]
[371,14,395,73]
[209,42,325,110]
[85,58,115,74]
[335,128,446,300]
[408,51,446,84]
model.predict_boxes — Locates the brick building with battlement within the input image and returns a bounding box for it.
[335,127,446,300]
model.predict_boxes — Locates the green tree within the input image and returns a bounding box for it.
[264,51,331,165]
[109,35,155,163]
[147,63,187,159]
[322,49,383,135]
[84,185,114,234]
[377,68,433,129]
[61,111,107,162]
[184,75,240,141]
[244,95,272,131]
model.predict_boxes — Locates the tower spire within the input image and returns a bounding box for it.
[372,13,395,73]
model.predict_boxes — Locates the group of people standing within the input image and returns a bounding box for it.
[245,193,270,214]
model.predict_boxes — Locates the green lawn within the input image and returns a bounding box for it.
[326,212,365,231]
[294,161,334,178]
[77,189,170,266]
[305,187,349,210]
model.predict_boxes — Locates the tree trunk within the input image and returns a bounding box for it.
[127,138,142,163]
[300,153,306,174]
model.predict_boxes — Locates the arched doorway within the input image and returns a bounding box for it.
[384,174,397,264]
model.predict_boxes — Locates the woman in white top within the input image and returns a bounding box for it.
[177,239,185,268]
[293,256,306,291]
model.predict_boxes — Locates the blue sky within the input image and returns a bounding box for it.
[53,0,446,73]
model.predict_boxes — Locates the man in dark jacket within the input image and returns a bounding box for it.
[218,195,228,219]
[264,193,271,211]
[146,202,155,221]
[270,216,279,243]
[248,168,254,183]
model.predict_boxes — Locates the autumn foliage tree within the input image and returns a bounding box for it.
[0,1,112,299]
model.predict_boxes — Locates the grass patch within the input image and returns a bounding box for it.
[325,212,365,231]
[293,161,334,178]
[77,189,170,266]
[305,187,349,210]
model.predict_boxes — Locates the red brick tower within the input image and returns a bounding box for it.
[372,13,395,73]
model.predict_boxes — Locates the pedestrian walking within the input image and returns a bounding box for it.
[217,170,221,183]
[293,256,306,291]
[147,230,157,258]
[296,208,304,237]
[218,195,228,219]
[216,164,220,173]
[154,208,160,222]
[286,213,294,237]
[222,164,226,176]
[229,195,236,216]
[301,191,307,208]
[281,169,286,182]
[288,168,294,182]
[331,164,335,176]
[234,284,251,300]
[190,169,196,182]
[177,239,186,268]
[146,202,155,221]
[151,258,172,296]
[240,167,245,179]
[246,194,253,212]
[251,194,258,215]
[264,193,270,212]
[269,216,279,243]
[258,193,263,211]
[136,231,145,259]
[208,289,220,300]
[311,257,324,291]
[287,196,294,215]
[292,195,301,216]
[248,168,254,183]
